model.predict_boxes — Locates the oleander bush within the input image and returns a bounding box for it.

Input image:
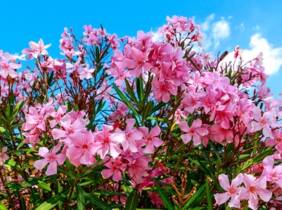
[0,16,281,209]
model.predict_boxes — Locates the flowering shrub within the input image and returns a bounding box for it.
[0,16,281,210]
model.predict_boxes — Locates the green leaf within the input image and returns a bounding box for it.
[136,209,161,210]
[142,101,153,120]
[205,180,212,210]
[77,201,85,210]
[143,74,153,100]
[125,190,138,210]
[13,101,24,115]
[136,77,144,101]
[125,79,138,103]
[7,159,16,167]
[182,184,205,209]
[38,181,51,192]
[35,195,60,210]
[78,180,94,187]
[85,193,112,210]
[156,186,174,210]
[240,147,272,171]
[113,84,140,123]
[35,202,58,210]
[0,127,6,133]
[0,203,7,210]
[150,102,166,114]
[77,187,86,210]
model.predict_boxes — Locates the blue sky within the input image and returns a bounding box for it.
[1,0,282,95]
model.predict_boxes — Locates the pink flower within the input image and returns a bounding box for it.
[83,25,103,46]
[23,106,47,132]
[262,156,282,188]
[51,111,88,144]
[241,174,272,210]
[122,32,153,77]
[60,28,78,58]
[94,126,125,159]
[122,119,143,152]
[152,79,177,102]
[66,131,96,166]
[148,192,163,208]
[126,152,149,184]
[108,103,128,122]
[101,157,126,182]
[250,112,276,138]
[0,147,8,165]
[23,39,51,58]
[23,103,54,145]
[48,59,67,79]
[209,124,234,144]
[181,91,201,114]
[166,16,195,33]
[141,126,163,154]
[49,106,67,128]
[108,52,130,86]
[124,45,147,77]
[0,57,21,79]
[34,146,65,176]
[234,46,241,59]
[179,119,208,146]
[79,66,94,80]
[214,174,243,208]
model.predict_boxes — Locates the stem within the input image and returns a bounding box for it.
[0,166,12,207]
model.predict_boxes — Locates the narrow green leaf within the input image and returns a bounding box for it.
[85,193,112,210]
[156,186,174,210]
[38,181,51,192]
[136,77,144,101]
[125,79,138,103]
[141,101,153,121]
[205,180,212,210]
[113,84,140,123]
[77,201,85,210]
[35,195,60,210]
[136,209,161,210]
[143,74,153,100]
[182,184,205,209]
[77,187,86,210]
[78,180,93,187]
[125,190,138,210]
[240,147,272,171]
[16,141,25,150]
[35,202,58,210]
[150,102,166,114]
[13,101,24,115]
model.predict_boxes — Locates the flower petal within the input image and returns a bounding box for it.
[214,192,229,205]
[218,174,230,191]
[46,161,57,176]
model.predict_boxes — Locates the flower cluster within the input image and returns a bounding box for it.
[215,154,282,210]
[0,16,281,209]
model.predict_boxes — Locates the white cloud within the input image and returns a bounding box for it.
[201,14,215,31]
[241,33,282,75]
[253,25,261,31]
[201,15,282,75]
[212,20,230,40]
[237,22,245,32]
[201,15,230,49]
[222,33,282,75]
[152,31,162,42]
